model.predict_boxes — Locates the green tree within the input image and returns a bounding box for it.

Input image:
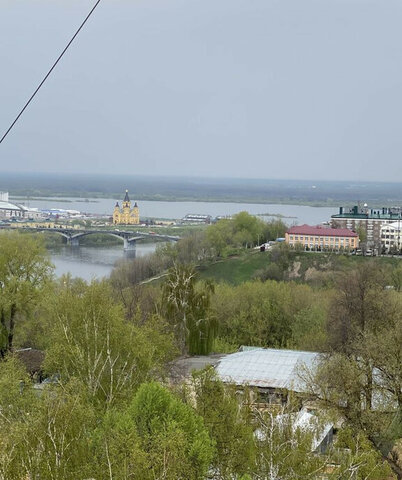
[0,232,53,356]
[205,218,233,257]
[210,280,323,350]
[0,361,96,480]
[0,356,38,480]
[91,408,148,480]
[302,305,401,469]
[162,264,216,354]
[129,381,214,480]
[191,368,256,479]
[326,261,393,354]
[322,261,399,442]
[15,381,95,480]
[253,405,327,479]
[44,280,175,407]
[205,212,278,257]
[232,211,261,248]
[263,219,287,242]
[334,428,395,480]
[290,305,327,352]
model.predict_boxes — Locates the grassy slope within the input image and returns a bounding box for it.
[197,250,401,285]
[197,251,270,285]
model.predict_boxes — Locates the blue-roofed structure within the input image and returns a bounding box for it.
[216,348,319,393]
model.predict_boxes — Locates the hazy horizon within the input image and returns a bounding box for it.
[1,0,402,182]
[2,170,402,186]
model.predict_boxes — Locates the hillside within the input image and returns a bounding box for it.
[197,249,401,286]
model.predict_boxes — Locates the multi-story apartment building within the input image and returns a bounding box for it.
[285,225,359,251]
[380,221,402,253]
[331,205,402,250]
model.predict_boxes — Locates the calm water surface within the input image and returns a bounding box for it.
[24,197,337,224]
[50,244,160,281]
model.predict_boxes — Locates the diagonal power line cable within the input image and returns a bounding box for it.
[0,0,103,145]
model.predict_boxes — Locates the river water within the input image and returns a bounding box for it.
[21,197,337,281]
[50,244,160,281]
[23,197,337,224]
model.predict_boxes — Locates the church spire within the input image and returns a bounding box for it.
[124,189,130,203]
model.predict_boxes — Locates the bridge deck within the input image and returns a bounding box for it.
[0,226,180,242]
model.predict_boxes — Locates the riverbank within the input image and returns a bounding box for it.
[9,193,402,208]
[10,194,357,207]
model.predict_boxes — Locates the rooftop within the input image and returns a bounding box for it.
[0,200,23,211]
[169,354,227,382]
[332,206,402,220]
[216,348,319,392]
[287,224,358,238]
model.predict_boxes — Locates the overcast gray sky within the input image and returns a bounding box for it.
[1,0,402,181]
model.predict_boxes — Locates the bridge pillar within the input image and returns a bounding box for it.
[124,238,136,251]
[68,237,80,247]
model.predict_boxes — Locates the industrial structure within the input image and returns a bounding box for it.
[0,192,42,220]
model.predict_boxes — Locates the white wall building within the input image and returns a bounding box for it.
[381,221,402,252]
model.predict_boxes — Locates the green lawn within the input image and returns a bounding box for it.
[197,250,270,285]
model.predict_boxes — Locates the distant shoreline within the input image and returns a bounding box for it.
[10,197,99,204]
[7,194,377,208]
[3,173,401,208]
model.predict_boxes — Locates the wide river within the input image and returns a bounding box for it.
[21,197,338,281]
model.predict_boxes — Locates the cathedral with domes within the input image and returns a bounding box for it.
[113,190,139,225]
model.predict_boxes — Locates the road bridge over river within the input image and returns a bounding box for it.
[1,226,180,250]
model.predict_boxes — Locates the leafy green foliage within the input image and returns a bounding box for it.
[0,230,401,478]
[44,280,176,407]
[303,262,402,463]
[210,280,328,351]
[334,428,394,480]
[191,368,256,478]
[0,358,94,480]
[205,212,287,257]
[254,407,327,479]
[162,264,217,354]
[129,382,214,480]
[0,231,53,355]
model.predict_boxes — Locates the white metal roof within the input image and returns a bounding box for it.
[0,200,23,211]
[216,348,319,392]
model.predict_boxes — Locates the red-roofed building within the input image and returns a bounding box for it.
[285,225,359,251]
